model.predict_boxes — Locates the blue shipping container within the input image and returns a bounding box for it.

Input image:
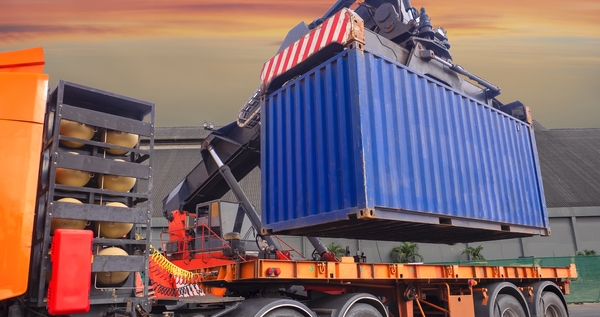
[261,47,550,244]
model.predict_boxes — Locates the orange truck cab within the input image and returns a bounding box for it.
[0,47,48,301]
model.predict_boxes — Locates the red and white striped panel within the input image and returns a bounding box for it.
[174,276,205,297]
[260,8,364,91]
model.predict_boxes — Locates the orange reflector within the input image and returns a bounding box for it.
[265,267,281,277]
[468,279,478,287]
[48,229,93,315]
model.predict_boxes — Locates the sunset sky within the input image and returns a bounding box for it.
[1,0,599,128]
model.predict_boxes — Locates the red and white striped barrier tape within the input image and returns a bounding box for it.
[260,8,364,92]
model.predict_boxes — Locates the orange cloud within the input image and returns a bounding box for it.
[1,0,599,42]
[419,0,600,38]
[0,0,330,43]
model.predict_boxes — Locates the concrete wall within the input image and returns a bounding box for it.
[148,206,600,263]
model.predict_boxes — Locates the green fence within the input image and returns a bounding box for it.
[429,256,600,303]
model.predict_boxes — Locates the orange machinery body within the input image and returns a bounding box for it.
[0,47,48,301]
[149,210,236,298]
[163,210,236,265]
[153,208,295,298]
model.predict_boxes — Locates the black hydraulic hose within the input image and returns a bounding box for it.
[112,309,134,317]
[211,303,242,317]
[432,55,501,95]
[307,237,328,256]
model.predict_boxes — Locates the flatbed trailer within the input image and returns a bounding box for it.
[146,256,577,317]
[150,197,577,317]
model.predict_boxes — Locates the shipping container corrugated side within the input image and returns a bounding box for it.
[261,47,550,244]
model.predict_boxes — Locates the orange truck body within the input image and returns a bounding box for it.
[0,47,48,300]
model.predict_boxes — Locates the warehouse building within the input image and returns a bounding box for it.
[142,120,600,263]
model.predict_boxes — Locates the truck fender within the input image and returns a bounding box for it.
[307,293,388,317]
[473,281,531,317]
[518,281,568,317]
[218,298,316,317]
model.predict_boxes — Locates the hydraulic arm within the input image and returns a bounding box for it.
[163,122,336,259]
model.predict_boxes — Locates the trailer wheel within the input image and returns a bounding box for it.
[308,293,387,317]
[345,303,384,317]
[494,294,526,317]
[263,307,306,317]
[217,298,314,317]
[541,292,568,317]
[475,282,530,317]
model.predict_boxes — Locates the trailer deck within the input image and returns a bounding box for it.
[201,258,577,286]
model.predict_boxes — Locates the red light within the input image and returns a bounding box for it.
[266,268,275,276]
[274,268,281,276]
[468,279,478,287]
[565,279,571,284]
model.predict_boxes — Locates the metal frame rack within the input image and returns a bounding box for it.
[27,80,155,310]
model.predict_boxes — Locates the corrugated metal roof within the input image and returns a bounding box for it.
[152,126,212,141]
[534,121,600,208]
[138,148,202,218]
[222,167,262,215]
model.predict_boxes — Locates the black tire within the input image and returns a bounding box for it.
[493,294,527,317]
[345,303,384,317]
[262,307,305,317]
[541,292,568,317]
